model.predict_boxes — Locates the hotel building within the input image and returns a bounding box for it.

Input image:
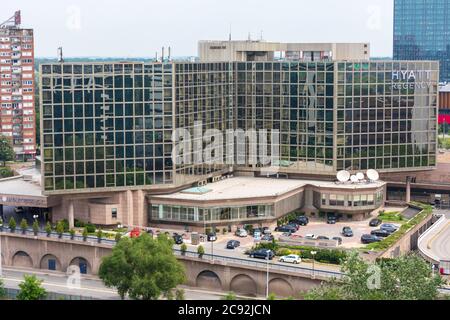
[0,40,438,231]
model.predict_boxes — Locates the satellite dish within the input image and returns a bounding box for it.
[367,169,380,181]
[350,175,359,183]
[337,170,350,183]
[356,172,365,180]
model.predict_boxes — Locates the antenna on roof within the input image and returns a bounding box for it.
[57,47,64,63]
[260,30,263,41]
[229,23,232,41]
[168,46,171,61]
[1,10,21,29]
[248,32,251,41]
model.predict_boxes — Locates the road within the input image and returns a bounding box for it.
[418,210,450,263]
[0,267,251,300]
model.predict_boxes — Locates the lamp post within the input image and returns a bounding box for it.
[265,250,270,298]
[311,251,317,278]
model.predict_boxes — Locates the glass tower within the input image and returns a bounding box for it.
[394,0,450,82]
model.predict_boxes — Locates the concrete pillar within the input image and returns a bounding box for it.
[68,200,74,229]
[406,180,411,204]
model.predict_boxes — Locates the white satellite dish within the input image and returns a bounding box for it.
[350,175,359,183]
[337,170,351,183]
[367,169,380,181]
[356,172,365,180]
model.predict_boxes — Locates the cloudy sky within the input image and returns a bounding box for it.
[3,0,394,58]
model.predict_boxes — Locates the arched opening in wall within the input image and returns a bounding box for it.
[12,251,33,269]
[40,254,62,272]
[230,274,257,297]
[69,257,91,275]
[196,270,222,291]
[269,278,294,298]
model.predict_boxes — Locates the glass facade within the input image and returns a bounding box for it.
[314,190,384,209]
[149,204,275,224]
[40,60,438,194]
[394,0,450,82]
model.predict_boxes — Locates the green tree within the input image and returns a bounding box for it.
[0,279,6,299]
[180,243,187,255]
[0,135,15,166]
[45,222,52,236]
[56,221,64,238]
[175,288,185,300]
[82,227,88,240]
[115,232,122,242]
[267,293,277,300]
[98,233,186,300]
[304,252,444,300]
[32,220,39,235]
[222,292,237,300]
[197,245,205,258]
[20,218,28,233]
[8,217,16,232]
[17,275,47,300]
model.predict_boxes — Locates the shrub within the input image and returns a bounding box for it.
[115,232,122,242]
[85,223,96,233]
[175,289,185,300]
[74,219,85,228]
[45,222,52,235]
[97,228,103,240]
[61,219,70,232]
[32,220,39,235]
[197,245,205,258]
[222,228,227,235]
[20,219,28,232]
[56,221,64,237]
[82,227,88,240]
[8,217,16,231]
[205,227,211,235]
[276,248,292,257]
[69,229,75,238]
[180,243,187,255]
[222,292,237,300]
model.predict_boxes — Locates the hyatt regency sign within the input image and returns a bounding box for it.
[391,70,432,90]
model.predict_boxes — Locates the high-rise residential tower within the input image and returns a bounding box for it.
[394,0,450,83]
[0,11,36,160]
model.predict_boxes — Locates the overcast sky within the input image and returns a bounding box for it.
[3,0,394,58]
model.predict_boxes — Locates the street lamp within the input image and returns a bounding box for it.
[265,250,270,298]
[311,251,317,278]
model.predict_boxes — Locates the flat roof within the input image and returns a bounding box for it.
[153,177,385,202]
[0,176,42,198]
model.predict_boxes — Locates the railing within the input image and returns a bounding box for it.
[0,226,117,246]
[3,287,99,300]
[173,248,344,279]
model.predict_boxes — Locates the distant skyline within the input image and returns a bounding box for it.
[4,0,394,58]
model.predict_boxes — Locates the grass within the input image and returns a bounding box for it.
[365,203,433,251]
[378,211,404,223]
[438,137,450,149]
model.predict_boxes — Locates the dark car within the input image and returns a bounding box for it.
[172,234,183,245]
[295,216,309,226]
[371,229,391,238]
[317,236,330,240]
[361,234,382,244]
[380,224,398,234]
[369,218,382,227]
[207,233,217,242]
[275,225,297,233]
[342,227,354,237]
[249,249,274,260]
[286,223,300,231]
[252,228,262,236]
[226,240,240,249]
[332,237,343,245]
[327,216,337,224]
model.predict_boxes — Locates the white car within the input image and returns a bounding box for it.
[279,254,301,264]
[235,229,248,237]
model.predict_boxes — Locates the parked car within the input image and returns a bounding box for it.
[261,234,274,242]
[369,218,382,227]
[253,228,262,236]
[226,240,240,249]
[380,223,399,233]
[327,216,337,224]
[317,236,330,240]
[173,233,184,245]
[286,223,300,231]
[253,230,262,239]
[342,227,354,237]
[235,228,248,237]
[249,249,274,260]
[275,225,297,233]
[361,234,382,244]
[371,229,391,238]
[279,254,301,264]
[14,207,24,214]
[207,233,217,242]
[295,216,309,226]
[332,237,343,245]
[262,227,271,235]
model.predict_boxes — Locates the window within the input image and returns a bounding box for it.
[112,208,117,219]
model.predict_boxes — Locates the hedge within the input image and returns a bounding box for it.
[365,203,432,251]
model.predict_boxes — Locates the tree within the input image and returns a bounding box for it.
[304,252,444,300]
[45,222,52,236]
[82,227,88,241]
[175,289,185,300]
[17,275,47,300]
[197,245,205,258]
[0,135,15,167]
[222,292,237,300]
[98,233,186,300]
[0,279,6,299]
[56,221,64,238]
[20,218,28,234]
[32,219,39,235]
[8,217,16,232]
[115,232,122,242]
